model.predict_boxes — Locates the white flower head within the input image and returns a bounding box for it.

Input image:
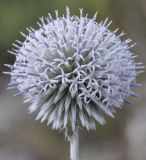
[5,7,144,132]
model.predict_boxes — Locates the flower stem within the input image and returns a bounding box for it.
[70,124,79,160]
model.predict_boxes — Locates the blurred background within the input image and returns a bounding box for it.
[0,0,146,160]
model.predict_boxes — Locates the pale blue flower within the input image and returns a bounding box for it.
[4,7,144,132]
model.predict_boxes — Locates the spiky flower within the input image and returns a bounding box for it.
[5,7,143,132]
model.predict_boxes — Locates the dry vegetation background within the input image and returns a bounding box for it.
[0,0,146,160]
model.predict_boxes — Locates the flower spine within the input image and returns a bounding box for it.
[4,7,144,132]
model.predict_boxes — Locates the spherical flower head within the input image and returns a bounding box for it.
[5,7,144,132]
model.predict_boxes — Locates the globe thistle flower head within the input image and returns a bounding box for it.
[5,7,144,132]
